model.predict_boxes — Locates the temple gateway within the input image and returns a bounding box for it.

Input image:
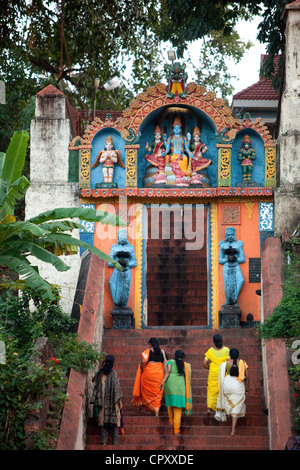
[24,2,300,450]
[65,64,276,330]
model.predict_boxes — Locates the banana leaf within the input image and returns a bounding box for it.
[27,207,126,227]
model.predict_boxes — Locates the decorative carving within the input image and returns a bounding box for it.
[126,147,138,187]
[218,147,231,186]
[259,202,274,231]
[165,61,188,99]
[91,135,124,187]
[265,146,276,186]
[79,149,91,188]
[244,201,255,220]
[222,205,240,225]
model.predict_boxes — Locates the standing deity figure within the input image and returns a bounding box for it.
[145,126,167,184]
[189,127,211,184]
[218,227,245,305]
[163,117,193,187]
[108,229,137,307]
[92,135,125,184]
[238,134,256,181]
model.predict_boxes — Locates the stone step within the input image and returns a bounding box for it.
[86,432,268,449]
[86,326,268,451]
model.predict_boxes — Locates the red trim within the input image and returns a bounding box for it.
[80,187,273,199]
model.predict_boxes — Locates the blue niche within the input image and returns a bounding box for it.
[90,130,125,189]
[138,107,219,188]
[231,130,265,187]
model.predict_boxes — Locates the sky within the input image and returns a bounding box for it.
[185,15,266,102]
[226,16,267,97]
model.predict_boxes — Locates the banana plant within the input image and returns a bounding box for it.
[0,131,124,301]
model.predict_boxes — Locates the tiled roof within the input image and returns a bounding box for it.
[232,78,280,101]
[233,54,280,101]
[36,84,65,96]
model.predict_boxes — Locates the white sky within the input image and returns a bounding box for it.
[227,16,267,97]
[159,16,266,102]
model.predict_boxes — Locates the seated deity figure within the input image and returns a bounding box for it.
[189,127,212,184]
[145,126,167,184]
[92,135,125,184]
[108,229,137,307]
[162,117,193,187]
[238,134,256,181]
[218,227,245,305]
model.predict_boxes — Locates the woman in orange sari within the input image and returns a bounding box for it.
[132,338,167,416]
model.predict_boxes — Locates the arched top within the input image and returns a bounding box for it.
[73,82,276,148]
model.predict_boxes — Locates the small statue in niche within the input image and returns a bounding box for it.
[162,117,193,187]
[165,61,188,99]
[108,229,137,308]
[92,135,125,185]
[218,227,245,306]
[189,127,211,184]
[145,126,167,184]
[238,134,256,181]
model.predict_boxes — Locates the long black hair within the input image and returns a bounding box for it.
[101,355,115,375]
[175,350,185,375]
[229,348,239,377]
[149,337,161,355]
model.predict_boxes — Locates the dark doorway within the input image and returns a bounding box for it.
[146,205,208,326]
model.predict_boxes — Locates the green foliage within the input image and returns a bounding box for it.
[258,254,300,340]
[0,0,278,124]
[0,285,103,450]
[0,131,124,302]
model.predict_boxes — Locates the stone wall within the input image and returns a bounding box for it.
[57,255,105,450]
[261,237,293,449]
[275,2,300,236]
[25,84,81,314]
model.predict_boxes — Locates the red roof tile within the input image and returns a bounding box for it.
[36,84,65,96]
[233,78,280,101]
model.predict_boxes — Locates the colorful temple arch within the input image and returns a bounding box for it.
[69,68,276,330]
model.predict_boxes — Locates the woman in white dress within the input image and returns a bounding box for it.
[214,348,249,436]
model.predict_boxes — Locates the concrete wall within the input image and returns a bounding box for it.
[25,85,81,314]
[261,237,293,449]
[57,255,105,450]
[275,2,300,236]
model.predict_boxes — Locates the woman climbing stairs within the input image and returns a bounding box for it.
[86,327,269,451]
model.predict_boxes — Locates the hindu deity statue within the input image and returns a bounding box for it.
[145,126,167,184]
[165,61,188,99]
[238,134,256,181]
[162,117,194,187]
[218,227,245,305]
[108,229,137,307]
[189,127,212,184]
[91,135,125,185]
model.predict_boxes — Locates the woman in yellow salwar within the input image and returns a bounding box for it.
[159,350,192,435]
[203,334,229,415]
[132,338,167,416]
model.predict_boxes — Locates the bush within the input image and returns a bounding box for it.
[258,253,300,340]
[0,284,103,450]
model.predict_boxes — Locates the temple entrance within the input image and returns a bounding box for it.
[146,204,208,326]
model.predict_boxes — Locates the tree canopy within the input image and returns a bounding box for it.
[0,0,294,148]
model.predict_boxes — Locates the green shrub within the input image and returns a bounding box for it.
[0,284,103,449]
[258,254,300,340]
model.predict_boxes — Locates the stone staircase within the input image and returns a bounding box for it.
[86,327,269,450]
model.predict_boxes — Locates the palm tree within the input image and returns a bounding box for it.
[0,130,124,301]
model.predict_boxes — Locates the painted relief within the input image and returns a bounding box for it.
[91,135,125,187]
